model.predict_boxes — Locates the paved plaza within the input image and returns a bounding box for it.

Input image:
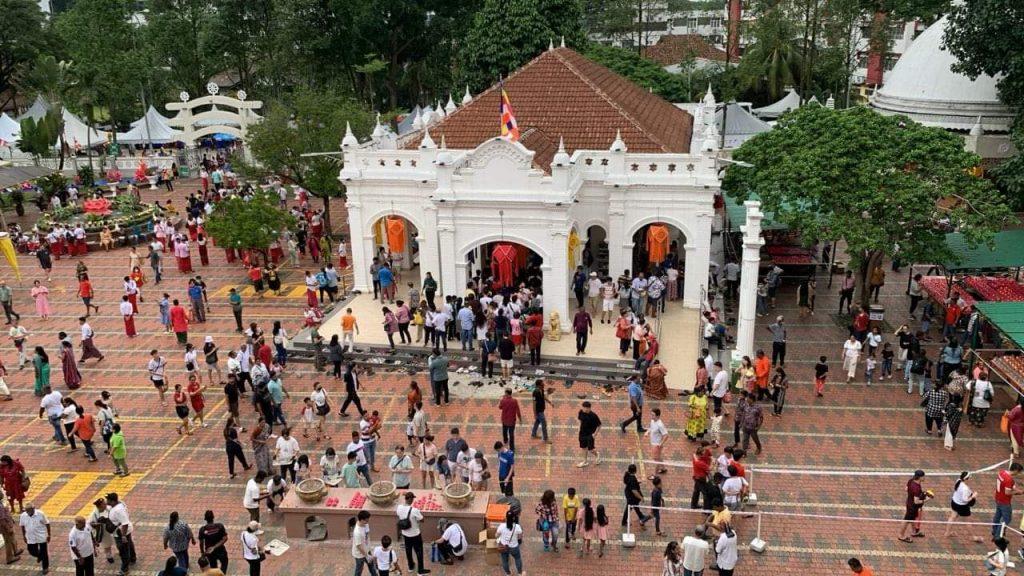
[0,181,1013,575]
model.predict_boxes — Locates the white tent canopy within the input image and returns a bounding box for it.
[118,107,183,144]
[130,105,173,128]
[0,113,20,145]
[59,108,109,149]
[16,95,50,123]
[752,88,801,119]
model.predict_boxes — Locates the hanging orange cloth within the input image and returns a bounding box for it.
[647,224,670,264]
[491,243,518,289]
[386,217,406,253]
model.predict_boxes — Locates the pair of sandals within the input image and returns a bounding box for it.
[898,531,925,543]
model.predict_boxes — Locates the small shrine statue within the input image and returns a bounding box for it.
[547,311,561,341]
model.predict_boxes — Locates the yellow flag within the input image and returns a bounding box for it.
[0,233,19,280]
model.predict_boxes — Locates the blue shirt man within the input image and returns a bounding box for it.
[620,377,645,434]
[627,379,644,407]
[378,267,394,288]
[496,443,516,496]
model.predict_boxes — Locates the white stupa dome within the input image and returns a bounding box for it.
[870,15,1013,132]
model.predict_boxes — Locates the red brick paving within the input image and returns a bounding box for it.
[0,183,1010,575]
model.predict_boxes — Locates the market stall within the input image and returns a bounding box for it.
[970,302,1024,396]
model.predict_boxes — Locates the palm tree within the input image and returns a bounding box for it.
[737,7,805,102]
[18,55,78,169]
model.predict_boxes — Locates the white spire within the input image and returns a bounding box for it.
[970,116,984,137]
[825,95,836,110]
[560,35,566,48]
[435,100,446,119]
[609,129,627,152]
[371,112,384,139]
[462,86,472,105]
[548,38,554,51]
[436,134,452,165]
[552,136,571,166]
[411,109,423,130]
[419,126,436,149]
[440,134,447,149]
[341,121,358,148]
[701,120,720,152]
[445,94,457,114]
[702,84,716,106]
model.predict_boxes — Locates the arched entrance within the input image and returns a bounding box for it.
[463,241,544,298]
[583,225,609,276]
[371,215,419,277]
[631,222,686,312]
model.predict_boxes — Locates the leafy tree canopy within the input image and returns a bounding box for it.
[204,192,297,259]
[0,0,50,110]
[944,0,1024,207]
[723,106,1012,304]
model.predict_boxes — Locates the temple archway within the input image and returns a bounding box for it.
[371,215,419,278]
[462,240,544,301]
[630,222,687,308]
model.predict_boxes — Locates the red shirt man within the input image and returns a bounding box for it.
[852,311,869,333]
[692,447,712,481]
[498,390,522,426]
[257,342,273,367]
[170,301,189,333]
[995,464,1023,505]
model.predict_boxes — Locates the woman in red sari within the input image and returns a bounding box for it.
[120,295,137,337]
[187,375,207,429]
[197,233,210,266]
[0,455,27,512]
[1008,404,1024,456]
[307,235,320,263]
[60,340,82,389]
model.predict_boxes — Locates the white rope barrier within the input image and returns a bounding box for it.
[641,457,1012,478]
[625,504,1024,539]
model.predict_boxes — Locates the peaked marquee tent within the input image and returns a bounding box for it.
[752,88,801,119]
[118,106,183,144]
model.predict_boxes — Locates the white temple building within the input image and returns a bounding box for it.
[340,46,723,331]
[870,15,1016,163]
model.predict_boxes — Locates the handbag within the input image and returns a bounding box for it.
[984,388,994,402]
[1001,411,1010,434]
[397,507,413,531]
[19,468,30,491]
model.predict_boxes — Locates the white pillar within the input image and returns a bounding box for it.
[455,261,469,297]
[607,207,629,277]
[682,213,713,308]
[735,201,765,358]
[347,201,372,292]
[545,230,571,331]
[437,224,457,297]
[417,205,441,292]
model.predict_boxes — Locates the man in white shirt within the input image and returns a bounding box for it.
[644,408,669,476]
[395,492,427,574]
[8,323,29,368]
[346,431,373,486]
[711,361,730,416]
[350,511,372,575]
[682,525,710,575]
[19,504,50,573]
[147,351,168,405]
[434,518,466,564]
[105,493,136,573]
[243,472,268,524]
[715,525,739,573]
[587,272,602,314]
[240,521,262,571]
[842,335,862,383]
[722,466,750,511]
[69,515,95,576]
[38,387,67,445]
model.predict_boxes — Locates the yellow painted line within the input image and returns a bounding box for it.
[76,474,140,517]
[634,430,645,478]
[41,472,104,517]
[545,442,552,478]
[286,285,308,298]
[23,471,63,504]
[0,418,44,449]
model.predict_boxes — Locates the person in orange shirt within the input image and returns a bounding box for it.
[341,308,359,352]
[754,349,771,401]
[847,557,873,575]
[77,274,100,317]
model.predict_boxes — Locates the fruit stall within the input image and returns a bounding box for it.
[970,302,1024,396]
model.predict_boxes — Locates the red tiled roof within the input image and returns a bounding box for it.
[642,34,728,66]
[402,47,692,170]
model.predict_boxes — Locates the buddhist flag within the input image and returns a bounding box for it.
[499,83,520,142]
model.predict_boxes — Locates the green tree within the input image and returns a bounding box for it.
[55,0,150,128]
[0,0,50,110]
[459,0,554,91]
[723,106,1011,308]
[944,0,1024,208]
[245,88,374,233]
[736,6,805,102]
[204,192,297,266]
[18,55,78,168]
[146,0,221,99]
[583,44,690,101]
[537,0,587,49]
[17,111,61,164]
